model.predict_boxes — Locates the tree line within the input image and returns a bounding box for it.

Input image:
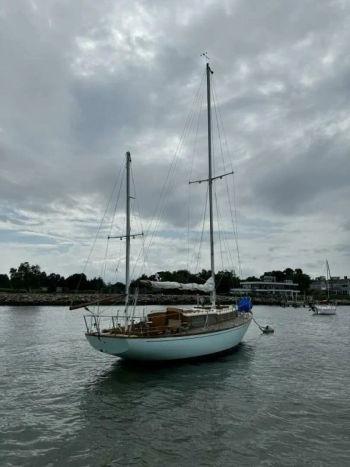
[0,262,311,294]
[0,262,109,293]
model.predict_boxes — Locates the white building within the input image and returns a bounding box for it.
[310,276,350,295]
[231,275,300,299]
[330,277,350,295]
[309,276,327,292]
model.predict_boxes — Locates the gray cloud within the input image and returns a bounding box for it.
[1,0,350,278]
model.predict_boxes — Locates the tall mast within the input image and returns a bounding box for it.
[190,59,233,304]
[206,62,216,306]
[125,151,131,308]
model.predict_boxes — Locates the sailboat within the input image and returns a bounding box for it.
[72,61,252,361]
[311,260,337,315]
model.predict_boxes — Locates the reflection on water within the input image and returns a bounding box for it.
[86,342,256,401]
[75,343,258,467]
[1,306,350,467]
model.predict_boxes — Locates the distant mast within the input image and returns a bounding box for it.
[206,60,216,306]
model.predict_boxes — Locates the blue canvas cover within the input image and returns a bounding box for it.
[237,296,253,312]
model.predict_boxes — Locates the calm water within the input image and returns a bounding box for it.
[1,305,349,467]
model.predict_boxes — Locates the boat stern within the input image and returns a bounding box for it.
[85,333,129,357]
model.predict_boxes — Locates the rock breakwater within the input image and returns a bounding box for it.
[1,292,349,307]
[0,292,231,307]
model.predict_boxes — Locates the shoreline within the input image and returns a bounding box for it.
[1,292,350,307]
[0,292,230,307]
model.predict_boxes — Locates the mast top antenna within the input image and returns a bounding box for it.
[201,52,213,73]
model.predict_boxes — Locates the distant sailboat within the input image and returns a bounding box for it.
[71,60,252,361]
[311,260,337,315]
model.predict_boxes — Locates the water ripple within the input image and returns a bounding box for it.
[1,306,350,466]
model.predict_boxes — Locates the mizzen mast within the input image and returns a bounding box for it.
[69,151,143,312]
[108,151,143,312]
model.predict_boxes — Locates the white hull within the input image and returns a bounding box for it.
[313,305,336,315]
[86,318,251,361]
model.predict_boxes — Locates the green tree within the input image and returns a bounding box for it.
[64,273,88,291]
[293,269,311,293]
[110,281,125,293]
[45,273,65,292]
[283,268,294,280]
[216,270,240,293]
[262,270,285,282]
[0,274,10,288]
[9,262,43,291]
[88,277,106,291]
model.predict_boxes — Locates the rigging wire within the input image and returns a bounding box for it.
[139,71,206,274]
[212,82,243,277]
[101,166,126,285]
[129,164,146,282]
[213,84,243,277]
[81,68,241,299]
[186,86,205,272]
[214,187,235,292]
[193,184,209,275]
[214,190,225,274]
[74,160,125,295]
[231,173,242,277]
[215,187,236,273]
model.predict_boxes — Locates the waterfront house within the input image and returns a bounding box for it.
[230,275,300,300]
[310,276,350,296]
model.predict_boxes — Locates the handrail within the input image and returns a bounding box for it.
[83,309,247,337]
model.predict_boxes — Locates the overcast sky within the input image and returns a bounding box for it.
[1,0,349,281]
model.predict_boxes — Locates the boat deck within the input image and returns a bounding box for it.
[86,309,252,339]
